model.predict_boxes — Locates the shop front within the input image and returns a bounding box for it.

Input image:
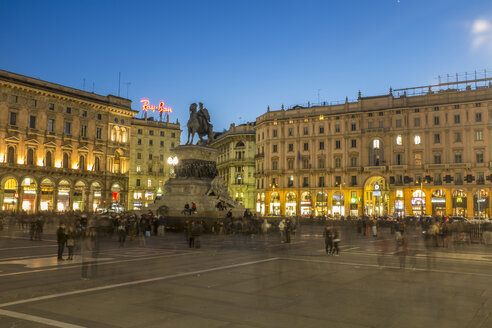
[2,178,18,211]
[452,189,467,217]
[474,189,489,217]
[431,189,446,216]
[73,181,86,211]
[21,177,37,213]
[332,191,344,217]
[269,191,280,215]
[394,189,404,218]
[411,190,426,216]
[91,182,102,212]
[40,178,55,211]
[300,192,312,216]
[57,180,71,212]
[285,192,297,216]
[315,192,328,216]
[256,193,265,215]
[349,191,359,216]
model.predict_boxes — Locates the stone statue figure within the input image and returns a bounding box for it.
[186,102,214,145]
[207,176,236,208]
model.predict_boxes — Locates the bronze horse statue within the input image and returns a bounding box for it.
[186,103,214,145]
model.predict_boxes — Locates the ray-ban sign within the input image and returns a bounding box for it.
[140,98,172,113]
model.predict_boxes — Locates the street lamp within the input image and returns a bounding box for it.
[167,156,178,177]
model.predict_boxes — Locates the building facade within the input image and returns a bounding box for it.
[0,70,137,213]
[211,122,256,210]
[255,78,492,218]
[128,116,181,210]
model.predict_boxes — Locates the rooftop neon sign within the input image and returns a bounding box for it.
[140,98,172,113]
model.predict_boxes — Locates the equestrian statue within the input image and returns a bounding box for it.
[186,102,214,145]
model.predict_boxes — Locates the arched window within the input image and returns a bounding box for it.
[94,157,100,171]
[369,138,384,166]
[27,148,34,165]
[63,153,69,169]
[7,146,15,164]
[45,151,52,167]
[79,155,85,170]
[235,141,245,147]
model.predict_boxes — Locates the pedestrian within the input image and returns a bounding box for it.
[332,227,341,256]
[66,226,76,260]
[191,202,197,213]
[56,223,67,261]
[278,220,285,243]
[323,225,333,255]
[285,218,291,243]
[192,221,203,248]
[117,218,127,247]
[371,219,378,237]
[157,215,166,236]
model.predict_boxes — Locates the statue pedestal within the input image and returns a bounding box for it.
[149,145,245,218]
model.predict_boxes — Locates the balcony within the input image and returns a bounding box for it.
[364,165,386,173]
[448,163,471,169]
[345,166,362,172]
[389,165,408,171]
[425,164,446,170]
[254,153,264,159]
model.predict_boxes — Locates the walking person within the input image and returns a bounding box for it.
[323,225,333,255]
[285,218,292,243]
[117,218,127,247]
[278,219,285,243]
[66,226,76,260]
[56,223,67,261]
[332,227,341,256]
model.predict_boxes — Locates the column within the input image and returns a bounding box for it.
[54,187,59,212]
[445,189,452,216]
[84,189,90,213]
[36,185,41,213]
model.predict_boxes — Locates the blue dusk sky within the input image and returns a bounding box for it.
[1,0,492,143]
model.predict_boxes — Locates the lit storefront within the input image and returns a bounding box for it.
[300,192,312,216]
[2,178,18,211]
[474,189,489,217]
[285,192,296,216]
[40,178,55,211]
[315,192,328,216]
[363,177,389,217]
[111,183,121,206]
[411,190,426,216]
[431,189,446,216]
[91,182,102,211]
[349,191,359,216]
[21,177,37,213]
[394,189,404,218]
[256,193,265,215]
[452,189,467,217]
[133,192,143,210]
[57,180,71,211]
[332,191,344,216]
[73,181,86,211]
[270,191,280,215]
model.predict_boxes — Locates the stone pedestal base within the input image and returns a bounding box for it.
[147,145,245,218]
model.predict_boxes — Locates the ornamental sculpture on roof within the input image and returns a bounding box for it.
[186,102,214,145]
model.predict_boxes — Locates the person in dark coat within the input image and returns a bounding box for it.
[323,225,333,255]
[57,223,67,261]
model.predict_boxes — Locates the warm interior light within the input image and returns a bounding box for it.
[55,161,62,168]
[87,164,93,171]
[17,158,24,165]
[37,158,44,166]
[72,163,78,169]
[0,154,4,163]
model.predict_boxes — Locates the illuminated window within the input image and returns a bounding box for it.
[373,139,380,149]
[147,179,152,188]
[414,135,421,145]
[396,190,403,198]
[396,135,402,145]
[136,165,141,172]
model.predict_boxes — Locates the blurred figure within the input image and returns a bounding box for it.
[332,227,341,256]
[57,223,67,261]
[278,219,285,243]
[66,226,76,260]
[323,225,333,255]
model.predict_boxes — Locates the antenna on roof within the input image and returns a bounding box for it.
[118,72,121,97]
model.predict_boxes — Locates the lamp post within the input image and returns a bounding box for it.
[167,156,178,178]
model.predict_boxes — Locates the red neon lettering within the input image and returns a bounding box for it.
[140,98,172,113]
